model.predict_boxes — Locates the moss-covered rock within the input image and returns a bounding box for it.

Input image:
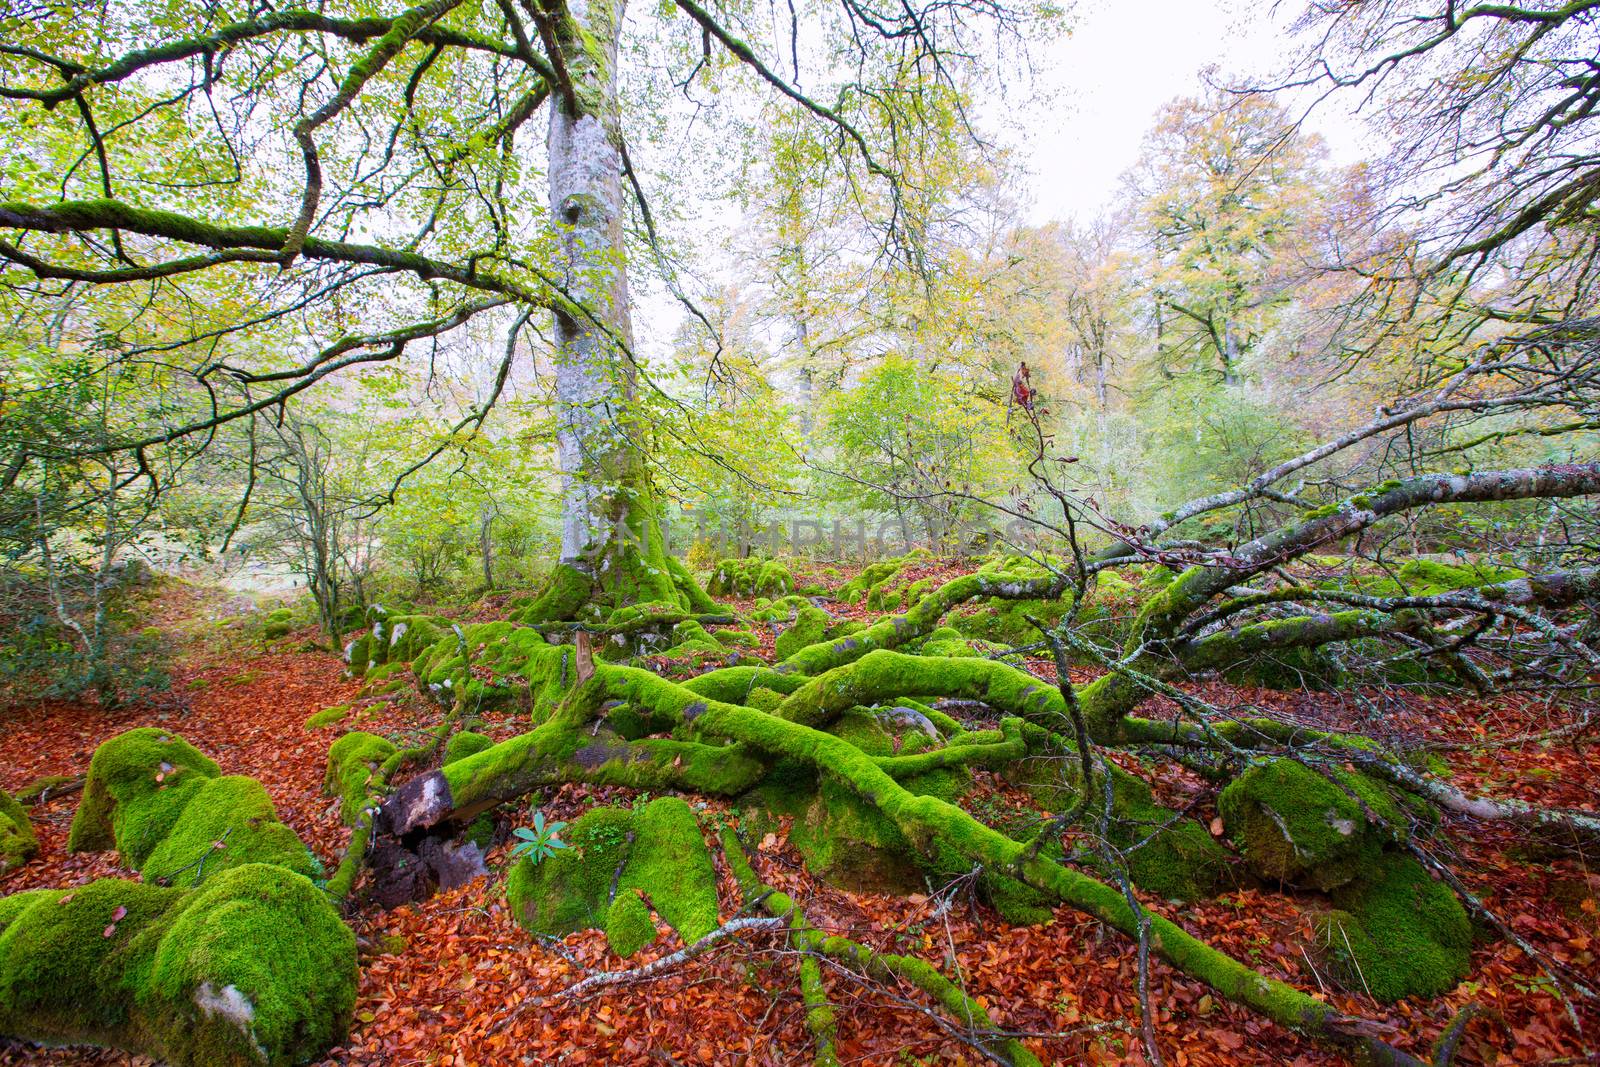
[1315,854,1471,1002]
[0,790,36,876]
[507,797,719,958]
[1222,645,1345,691]
[443,730,496,766]
[917,626,977,658]
[755,561,794,597]
[1009,754,1229,903]
[1218,759,1403,891]
[605,889,657,957]
[0,864,356,1066]
[140,776,320,888]
[789,776,925,893]
[775,604,830,661]
[304,704,351,730]
[507,805,633,937]
[324,731,399,825]
[261,608,295,640]
[67,727,221,862]
[706,557,794,599]
[64,730,323,892]
[624,797,719,944]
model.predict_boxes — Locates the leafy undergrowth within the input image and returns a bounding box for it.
[1,580,1596,1065]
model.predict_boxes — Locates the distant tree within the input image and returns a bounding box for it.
[1126,92,1326,384]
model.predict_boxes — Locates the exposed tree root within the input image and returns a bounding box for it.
[329,463,1600,1064]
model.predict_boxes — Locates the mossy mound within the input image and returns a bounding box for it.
[443,730,496,766]
[324,731,399,825]
[835,550,933,607]
[605,889,657,957]
[140,776,320,888]
[0,864,356,1066]
[785,712,975,895]
[507,797,719,958]
[789,776,925,893]
[261,608,295,640]
[1315,854,1471,1002]
[775,604,830,661]
[669,619,729,658]
[0,790,37,875]
[707,557,793,599]
[1219,758,1405,891]
[64,730,321,889]
[951,597,1067,648]
[1222,644,1346,691]
[67,727,222,860]
[304,704,351,730]
[917,626,978,658]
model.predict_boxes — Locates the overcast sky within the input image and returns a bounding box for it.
[1013,0,1373,223]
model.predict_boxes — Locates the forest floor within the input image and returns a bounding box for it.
[1,574,1597,1066]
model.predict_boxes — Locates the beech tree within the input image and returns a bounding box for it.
[0,0,1052,622]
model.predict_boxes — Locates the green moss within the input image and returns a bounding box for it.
[517,563,594,624]
[622,797,719,942]
[140,777,320,888]
[918,625,978,658]
[0,864,354,1066]
[775,605,830,660]
[324,731,398,825]
[1218,759,1403,891]
[0,789,37,875]
[507,806,634,937]
[1009,754,1227,903]
[605,889,658,957]
[0,875,180,1041]
[304,704,351,730]
[1117,814,1230,904]
[262,607,295,640]
[788,775,927,893]
[64,731,323,891]
[706,557,793,599]
[1315,854,1471,1002]
[1222,644,1345,691]
[443,730,496,766]
[712,627,759,648]
[147,864,357,1065]
[67,727,222,863]
[755,561,793,597]
[1397,558,1526,594]
[745,687,785,712]
[981,869,1056,925]
[12,775,77,805]
[507,798,718,950]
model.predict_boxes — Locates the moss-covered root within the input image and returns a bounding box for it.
[0,790,37,875]
[776,569,1057,677]
[719,824,1037,1067]
[0,864,356,1066]
[66,728,320,887]
[717,826,837,1066]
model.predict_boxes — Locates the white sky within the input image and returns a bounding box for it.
[1012,0,1372,223]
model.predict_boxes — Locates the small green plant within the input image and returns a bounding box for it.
[510,810,569,864]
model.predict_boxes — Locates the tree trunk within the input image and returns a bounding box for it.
[529,0,699,623]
